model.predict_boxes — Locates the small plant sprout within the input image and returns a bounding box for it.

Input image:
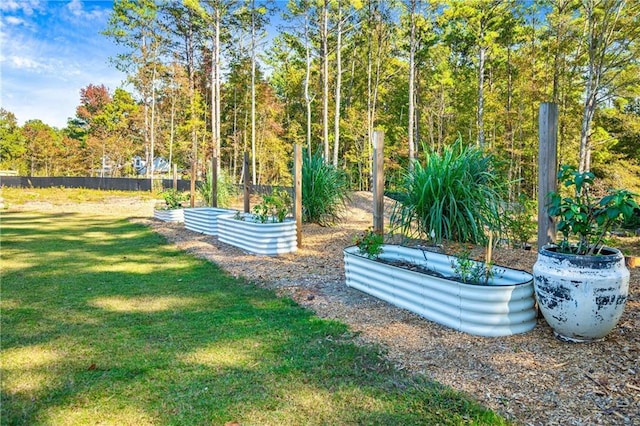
[354,228,384,259]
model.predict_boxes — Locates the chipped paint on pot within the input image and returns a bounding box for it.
[533,244,629,343]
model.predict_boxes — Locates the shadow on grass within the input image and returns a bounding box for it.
[1,211,508,425]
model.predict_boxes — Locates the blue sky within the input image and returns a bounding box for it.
[1,0,126,129]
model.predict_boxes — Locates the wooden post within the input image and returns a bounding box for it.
[372,130,385,234]
[243,152,250,213]
[190,160,196,208]
[211,151,218,208]
[538,102,558,249]
[294,144,303,248]
[172,163,178,191]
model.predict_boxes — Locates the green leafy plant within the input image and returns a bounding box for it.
[506,194,537,248]
[547,165,639,255]
[302,151,350,226]
[353,228,384,259]
[252,188,292,223]
[390,138,507,245]
[197,167,236,207]
[450,250,497,285]
[160,188,187,209]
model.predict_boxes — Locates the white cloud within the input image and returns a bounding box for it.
[66,0,109,22]
[8,55,49,71]
[0,0,42,16]
[4,16,25,25]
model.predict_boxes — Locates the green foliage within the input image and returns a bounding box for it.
[391,139,507,245]
[450,250,496,285]
[160,188,187,209]
[505,194,537,248]
[353,228,384,259]
[302,152,350,226]
[197,168,236,208]
[547,165,639,255]
[252,188,292,223]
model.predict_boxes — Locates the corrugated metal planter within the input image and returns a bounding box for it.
[153,208,184,223]
[218,213,297,256]
[343,244,536,337]
[183,207,237,235]
[533,245,629,342]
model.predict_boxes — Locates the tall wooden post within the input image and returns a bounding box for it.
[538,102,558,249]
[372,131,385,234]
[211,151,218,207]
[172,163,178,191]
[190,160,196,208]
[243,152,250,213]
[294,144,303,248]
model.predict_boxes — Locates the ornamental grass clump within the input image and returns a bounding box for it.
[547,165,638,255]
[302,151,350,226]
[197,167,236,207]
[391,139,506,245]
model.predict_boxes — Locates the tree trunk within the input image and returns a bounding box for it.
[332,0,343,168]
[408,0,416,170]
[322,0,330,162]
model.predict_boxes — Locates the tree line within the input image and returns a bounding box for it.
[1,0,639,198]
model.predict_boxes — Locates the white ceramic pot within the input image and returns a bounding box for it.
[343,244,536,337]
[183,207,237,235]
[218,213,297,256]
[153,208,184,223]
[533,245,629,342]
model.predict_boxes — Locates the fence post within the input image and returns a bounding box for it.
[373,130,385,234]
[211,151,218,208]
[294,144,303,248]
[173,163,178,191]
[538,102,558,249]
[190,160,196,208]
[243,152,250,213]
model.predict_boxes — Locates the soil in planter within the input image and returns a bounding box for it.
[377,258,450,279]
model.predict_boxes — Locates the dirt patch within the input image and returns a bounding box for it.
[10,192,639,425]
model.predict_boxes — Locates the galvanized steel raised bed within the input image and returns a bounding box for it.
[343,244,536,337]
[183,207,237,235]
[218,213,297,256]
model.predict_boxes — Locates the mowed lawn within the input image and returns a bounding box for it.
[1,210,507,425]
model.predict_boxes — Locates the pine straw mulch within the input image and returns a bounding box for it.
[11,193,638,425]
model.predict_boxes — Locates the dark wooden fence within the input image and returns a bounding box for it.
[0,176,193,192]
[0,176,294,197]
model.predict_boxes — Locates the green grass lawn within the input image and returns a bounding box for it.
[1,209,508,425]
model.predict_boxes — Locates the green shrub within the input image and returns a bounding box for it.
[252,188,292,223]
[160,188,188,209]
[390,139,507,245]
[505,194,537,248]
[197,167,236,208]
[302,152,350,226]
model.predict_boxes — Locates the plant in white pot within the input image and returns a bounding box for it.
[153,189,187,222]
[218,189,297,255]
[533,165,639,342]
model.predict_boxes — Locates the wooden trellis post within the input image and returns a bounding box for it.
[538,102,558,249]
[243,152,250,213]
[294,144,302,248]
[211,151,218,208]
[373,131,385,234]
